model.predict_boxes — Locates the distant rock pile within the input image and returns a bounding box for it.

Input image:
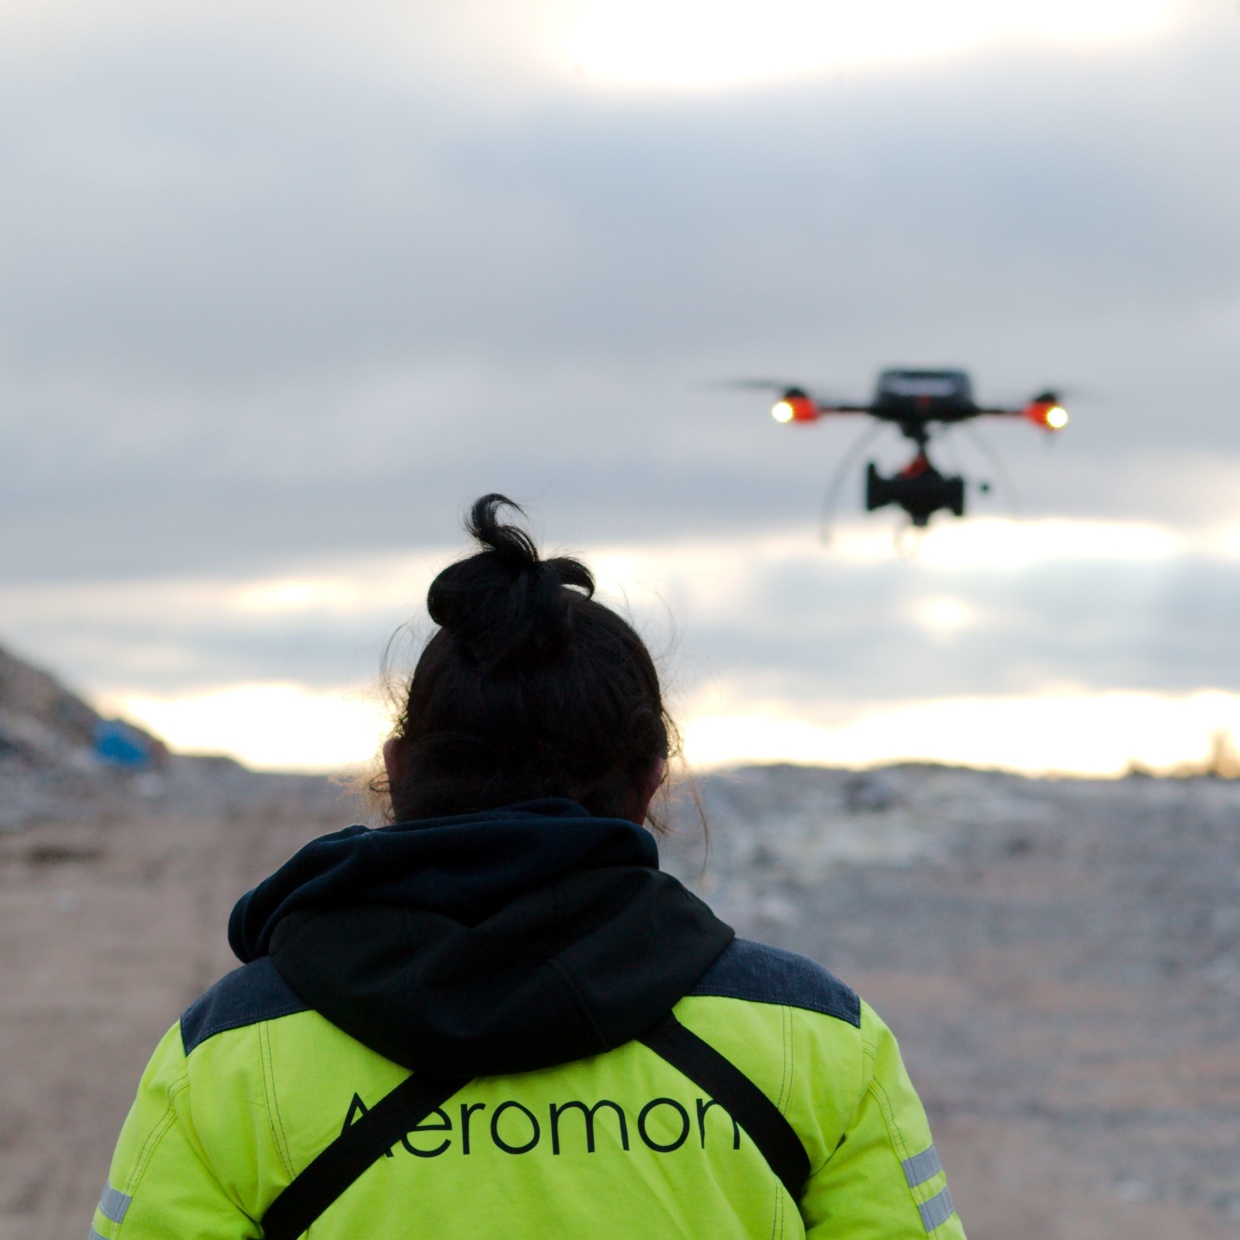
[0,643,169,829]
[0,642,355,830]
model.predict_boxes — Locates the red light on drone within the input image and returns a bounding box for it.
[772,394,819,423]
[1024,399,1069,431]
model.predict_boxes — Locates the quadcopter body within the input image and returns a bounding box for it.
[769,368,1067,526]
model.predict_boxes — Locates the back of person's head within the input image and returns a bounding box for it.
[381,494,671,825]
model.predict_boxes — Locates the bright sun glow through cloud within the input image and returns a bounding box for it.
[104,682,1240,778]
[682,691,1240,777]
[558,0,1174,89]
[60,515,1240,776]
[101,684,394,773]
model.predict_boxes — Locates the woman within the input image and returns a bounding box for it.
[92,495,964,1239]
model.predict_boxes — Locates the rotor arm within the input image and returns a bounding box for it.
[771,393,874,423]
[974,398,1069,431]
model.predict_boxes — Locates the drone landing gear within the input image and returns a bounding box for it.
[865,451,965,527]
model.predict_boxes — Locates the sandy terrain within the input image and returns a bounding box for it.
[2,760,1238,1239]
[0,761,359,1240]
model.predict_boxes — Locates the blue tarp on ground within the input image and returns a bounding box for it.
[94,719,152,769]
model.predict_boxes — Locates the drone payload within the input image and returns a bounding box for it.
[768,368,1067,527]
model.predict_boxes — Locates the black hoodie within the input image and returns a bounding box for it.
[229,799,734,1078]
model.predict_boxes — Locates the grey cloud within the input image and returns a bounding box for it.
[674,552,1240,704]
[0,11,1236,590]
[9,549,1238,709]
[1,23,1236,378]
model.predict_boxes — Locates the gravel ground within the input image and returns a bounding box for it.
[2,761,1238,1239]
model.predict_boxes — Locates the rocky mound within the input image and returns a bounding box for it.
[0,643,350,830]
[0,643,164,829]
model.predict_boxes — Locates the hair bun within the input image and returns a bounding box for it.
[427,494,595,672]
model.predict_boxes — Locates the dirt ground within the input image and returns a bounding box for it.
[0,781,351,1240]
[2,767,1238,1239]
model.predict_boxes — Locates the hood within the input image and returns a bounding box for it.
[228,799,733,1076]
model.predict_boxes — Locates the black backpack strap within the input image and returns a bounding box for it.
[259,1014,809,1238]
[260,1070,470,1240]
[639,1012,810,1201]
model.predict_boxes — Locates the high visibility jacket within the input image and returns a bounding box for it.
[94,802,964,1239]
[93,942,962,1239]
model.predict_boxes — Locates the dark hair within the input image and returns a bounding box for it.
[380,494,672,825]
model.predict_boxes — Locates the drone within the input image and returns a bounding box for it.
[761,368,1068,528]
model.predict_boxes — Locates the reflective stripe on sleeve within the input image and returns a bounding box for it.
[98,1183,132,1223]
[902,1144,944,1188]
[918,1186,956,1233]
[88,1228,107,1240]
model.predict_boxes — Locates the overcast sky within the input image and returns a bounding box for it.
[1,1,1238,774]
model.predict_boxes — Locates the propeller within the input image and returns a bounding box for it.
[712,378,804,391]
[818,420,888,545]
[712,379,851,404]
[985,383,1088,406]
